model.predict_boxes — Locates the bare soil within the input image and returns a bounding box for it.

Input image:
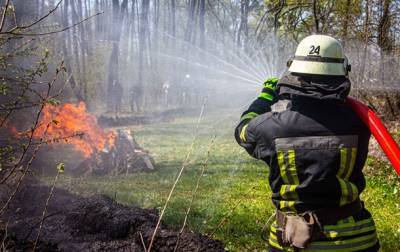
[0,177,225,251]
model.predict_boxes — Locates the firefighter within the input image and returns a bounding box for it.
[235,35,379,251]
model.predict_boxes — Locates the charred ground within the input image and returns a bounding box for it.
[0,176,224,251]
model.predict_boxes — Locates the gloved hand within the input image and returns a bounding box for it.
[258,77,279,102]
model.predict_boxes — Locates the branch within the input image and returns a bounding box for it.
[0,51,50,127]
[173,136,216,252]
[139,232,147,252]
[206,0,235,41]
[6,0,62,34]
[0,102,41,111]
[0,121,51,215]
[0,0,10,32]
[33,132,84,145]
[33,168,62,251]
[0,61,65,185]
[147,97,208,252]
[0,221,8,250]
[254,9,271,37]
[0,12,103,36]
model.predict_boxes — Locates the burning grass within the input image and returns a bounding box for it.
[51,113,400,251]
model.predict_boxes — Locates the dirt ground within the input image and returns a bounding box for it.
[0,177,225,251]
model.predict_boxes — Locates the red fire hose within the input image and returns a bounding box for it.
[347,97,400,176]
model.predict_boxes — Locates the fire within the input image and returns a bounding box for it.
[33,102,115,158]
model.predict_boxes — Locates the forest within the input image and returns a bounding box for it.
[0,0,399,251]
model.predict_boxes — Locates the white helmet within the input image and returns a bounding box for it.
[287,35,351,76]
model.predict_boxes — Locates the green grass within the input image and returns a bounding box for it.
[53,113,400,252]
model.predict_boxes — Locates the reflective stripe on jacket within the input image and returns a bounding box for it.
[234,96,379,251]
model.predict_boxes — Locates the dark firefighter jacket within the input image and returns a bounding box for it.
[235,73,379,252]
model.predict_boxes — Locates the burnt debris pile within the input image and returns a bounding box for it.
[73,129,154,176]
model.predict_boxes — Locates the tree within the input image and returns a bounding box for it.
[137,0,150,111]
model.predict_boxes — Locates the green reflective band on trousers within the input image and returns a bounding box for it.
[322,217,376,238]
[303,232,378,252]
[268,219,378,252]
[258,92,275,101]
[240,112,258,121]
[268,232,283,250]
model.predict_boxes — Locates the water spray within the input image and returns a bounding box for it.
[347,97,400,176]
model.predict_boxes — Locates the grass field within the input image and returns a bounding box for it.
[55,111,400,251]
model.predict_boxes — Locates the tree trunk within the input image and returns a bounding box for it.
[171,0,176,37]
[378,0,392,52]
[70,0,84,100]
[152,0,160,64]
[312,0,319,33]
[199,0,206,49]
[77,0,88,101]
[237,0,249,50]
[137,0,150,111]
[128,0,137,61]
[357,0,369,86]
[106,0,128,113]
[377,0,392,87]
[341,0,351,49]
[94,0,101,36]
[62,0,84,102]
[184,0,197,44]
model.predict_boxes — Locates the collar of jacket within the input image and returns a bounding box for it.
[276,71,351,103]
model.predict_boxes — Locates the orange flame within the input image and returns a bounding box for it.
[33,102,115,158]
